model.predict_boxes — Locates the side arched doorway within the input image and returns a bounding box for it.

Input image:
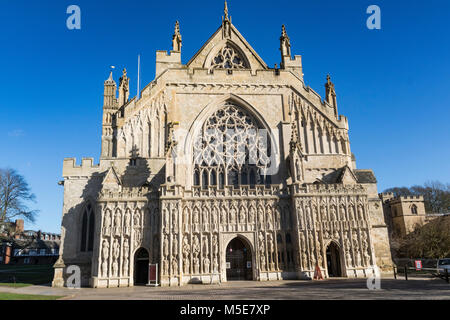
[134,248,149,285]
[225,238,253,281]
[326,242,342,277]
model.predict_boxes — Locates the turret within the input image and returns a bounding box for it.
[279,25,303,80]
[155,21,182,78]
[101,70,118,158]
[103,71,117,108]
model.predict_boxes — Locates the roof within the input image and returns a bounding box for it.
[354,170,377,183]
[321,167,377,184]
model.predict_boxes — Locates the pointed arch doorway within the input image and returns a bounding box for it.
[326,242,342,277]
[225,237,253,281]
[134,248,149,285]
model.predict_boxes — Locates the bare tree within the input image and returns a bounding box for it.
[395,216,450,259]
[0,168,39,236]
[384,180,450,213]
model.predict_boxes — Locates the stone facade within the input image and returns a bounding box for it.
[379,193,426,237]
[53,3,393,288]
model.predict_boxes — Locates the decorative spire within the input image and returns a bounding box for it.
[280,25,291,68]
[222,1,231,38]
[224,0,229,21]
[105,66,115,84]
[172,20,182,52]
[118,68,129,106]
[281,24,288,39]
[325,74,338,117]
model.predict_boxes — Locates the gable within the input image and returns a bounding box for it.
[338,166,358,185]
[103,166,122,191]
[187,23,268,72]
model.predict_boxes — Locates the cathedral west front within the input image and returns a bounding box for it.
[53,2,393,288]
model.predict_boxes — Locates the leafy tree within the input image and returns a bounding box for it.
[0,168,39,237]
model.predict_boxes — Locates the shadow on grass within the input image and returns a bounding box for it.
[0,265,54,287]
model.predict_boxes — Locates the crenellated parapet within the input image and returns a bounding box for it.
[62,158,101,178]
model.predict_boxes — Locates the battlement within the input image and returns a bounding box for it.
[380,194,424,203]
[62,157,101,177]
[155,50,182,78]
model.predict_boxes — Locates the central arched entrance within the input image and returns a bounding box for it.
[134,248,149,285]
[326,242,342,277]
[225,237,253,281]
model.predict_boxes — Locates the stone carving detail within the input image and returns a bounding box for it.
[163,235,169,275]
[124,210,131,235]
[258,232,266,271]
[210,44,249,70]
[112,238,120,277]
[114,210,122,236]
[193,235,200,274]
[172,207,178,233]
[193,103,271,188]
[103,209,111,235]
[101,240,109,277]
[123,239,129,276]
[133,210,141,227]
[182,235,190,274]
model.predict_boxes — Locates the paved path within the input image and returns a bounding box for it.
[0,277,449,300]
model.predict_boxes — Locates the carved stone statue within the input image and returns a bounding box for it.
[124,210,131,234]
[183,207,189,232]
[203,256,210,273]
[203,236,209,256]
[266,208,273,230]
[184,256,190,274]
[258,206,264,229]
[331,206,337,221]
[358,205,364,221]
[172,208,178,232]
[103,210,111,235]
[114,211,121,235]
[220,206,227,224]
[230,206,236,224]
[249,206,256,224]
[133,211,140,227]
[102,240,109,277]
[239,208,246,224]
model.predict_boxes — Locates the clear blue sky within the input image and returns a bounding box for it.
[1,0,449,233]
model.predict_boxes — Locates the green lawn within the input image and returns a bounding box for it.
[0,264,54,287]
[0,292,63,300]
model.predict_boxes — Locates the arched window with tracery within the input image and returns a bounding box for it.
[80,203,95,252]
[209,43,250,71]
[411,204,418,215]
[193,103,271,188]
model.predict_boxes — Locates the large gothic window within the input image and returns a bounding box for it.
[210,44,249,70]
[193,103,271,188]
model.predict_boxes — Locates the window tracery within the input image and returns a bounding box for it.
[193,103,271,187]
[210,44,249,70]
